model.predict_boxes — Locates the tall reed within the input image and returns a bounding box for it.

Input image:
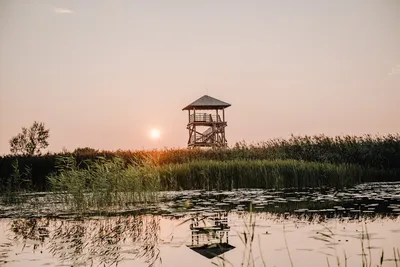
[0,159,32,204]
[47,156,161,211]
[158,160,393,191]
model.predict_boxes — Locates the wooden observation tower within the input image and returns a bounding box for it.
[183,95,231,148]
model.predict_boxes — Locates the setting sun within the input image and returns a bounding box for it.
[150,129,160,139]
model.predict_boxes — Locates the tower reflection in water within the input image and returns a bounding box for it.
[187,211,235,259]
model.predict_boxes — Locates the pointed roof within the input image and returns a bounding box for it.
[187,243,235,259]
[182,95,231,110]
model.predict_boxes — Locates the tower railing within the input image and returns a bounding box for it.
[189,113,222,123]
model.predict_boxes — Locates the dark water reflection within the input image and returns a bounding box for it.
[1,213,400,267]
[0,215,400,267]
[0,182,400,266]
[7,216,161,266]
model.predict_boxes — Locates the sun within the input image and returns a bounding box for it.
[150,129,160,139]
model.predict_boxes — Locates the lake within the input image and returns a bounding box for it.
[1,181,400,267]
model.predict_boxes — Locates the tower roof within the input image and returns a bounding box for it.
[182,95,231,110]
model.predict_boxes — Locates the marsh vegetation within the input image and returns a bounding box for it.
[1,134,399,194]
[47,156,160,211]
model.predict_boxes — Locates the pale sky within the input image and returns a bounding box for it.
[0,0,399,155]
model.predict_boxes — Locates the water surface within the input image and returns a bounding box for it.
[1,182,400,267]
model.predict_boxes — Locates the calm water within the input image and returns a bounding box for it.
[1,182,400,267]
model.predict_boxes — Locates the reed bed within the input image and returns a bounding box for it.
[22,157,390,211]
[158,160,395,191]
[1,158,397,206]
[47,156,160,211]
[1,134,399,191]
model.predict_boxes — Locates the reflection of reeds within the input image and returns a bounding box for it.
[6,213,400,267]
[11,218,50,252]
[312,223,385,267]
[216,206,267,267]
[283,223,294,267]
[218,212,400,267]
[10,215,161,267]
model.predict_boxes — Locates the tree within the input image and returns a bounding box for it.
[9,121,50,156]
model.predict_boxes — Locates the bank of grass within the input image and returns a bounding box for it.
[1,134,400,191]
[0,156,397,208]
[158,159,395,191]
[43,156,394,210]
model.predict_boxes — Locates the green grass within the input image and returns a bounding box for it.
[47,156,160,211]
[48,156,395,211]
[43,157,391,211]
[158,159,395,191]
